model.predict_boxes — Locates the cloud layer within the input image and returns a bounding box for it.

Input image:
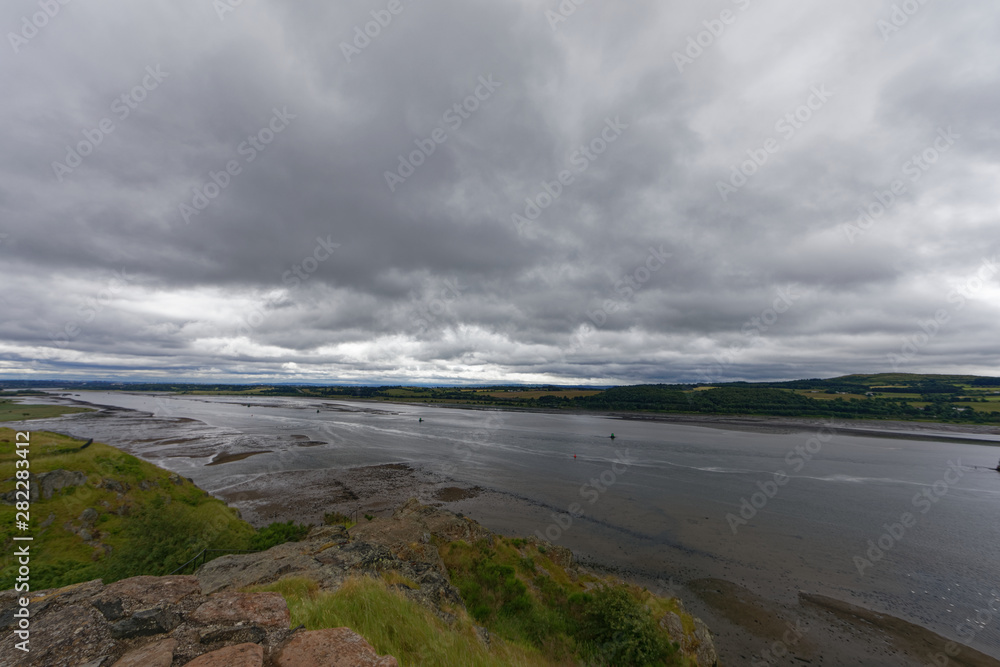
[1,0,998,384]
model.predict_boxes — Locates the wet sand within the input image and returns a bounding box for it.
[206,450,272,466]
[211,461,1000,666]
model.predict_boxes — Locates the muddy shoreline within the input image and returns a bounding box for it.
[213,461,1000,666]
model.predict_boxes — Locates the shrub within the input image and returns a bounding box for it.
[576,586,675,666]
[249,521,311,551]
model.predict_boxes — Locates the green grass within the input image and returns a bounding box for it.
[441,537,694,666]
[249,521,311,551]
[0,428,308,589]
[0,399,91,422]
[323,510,357,530]
[248,536,701,666]
[250,576,554,667]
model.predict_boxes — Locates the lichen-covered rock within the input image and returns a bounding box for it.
[197,523,464,623]
[660,611,685,641]
[109,606,180,639]
[183,642,264,667]
[100,478,126,494]
[110,637,176,667]
[1,469,90,503]
[0,577,293,667]
[274,628,398,667]
[693,618,719,666]
[659,609,719,666]
[94,575,201,613]
[189,592,289,628]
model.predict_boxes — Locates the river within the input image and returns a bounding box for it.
[14,391,1000,663]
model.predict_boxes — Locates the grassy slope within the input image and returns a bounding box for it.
[440,536,695,666]
[253,534,701,667]
[0,428,253,589]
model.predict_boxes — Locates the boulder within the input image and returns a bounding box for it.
[100,478,126,494]
[659,611,685,642]
[94,575,201,614]
[17,469,88,501]
[274,628,398,666]
[0,576,294,667]
[5,602,112,667]
[109,606,180,639]
[189,592,290,629]
[693,618,719,666]
[110,637,176,667]
[183,642,264,667]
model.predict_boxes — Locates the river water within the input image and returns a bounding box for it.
[15,391,1000,661]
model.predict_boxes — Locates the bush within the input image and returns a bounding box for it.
[249,521,311,551]
[576,587,675,666]
[99,496,252,582]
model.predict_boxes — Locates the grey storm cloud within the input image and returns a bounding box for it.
[0,0,997,384]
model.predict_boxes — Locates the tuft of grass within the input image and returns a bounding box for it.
[323,510,356,529]
[250,576,552,667]
[381,570,420,590]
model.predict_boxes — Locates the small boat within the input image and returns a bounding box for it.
[419,418,424,423]
[610,433,616,440]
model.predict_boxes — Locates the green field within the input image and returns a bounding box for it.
[0,398,91,422]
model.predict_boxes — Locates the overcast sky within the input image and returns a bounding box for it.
[0,0,997,385]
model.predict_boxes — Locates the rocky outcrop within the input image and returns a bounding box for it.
[35,470,89,501]
[197,523,464,624]
[1,499,716,665]
[1,469,87,504]
[0,575,398,667]
[659,604,718,666]
[274,628,398,666]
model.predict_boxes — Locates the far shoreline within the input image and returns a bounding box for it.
[38,389,1000,446]
[360,397,1000,446]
